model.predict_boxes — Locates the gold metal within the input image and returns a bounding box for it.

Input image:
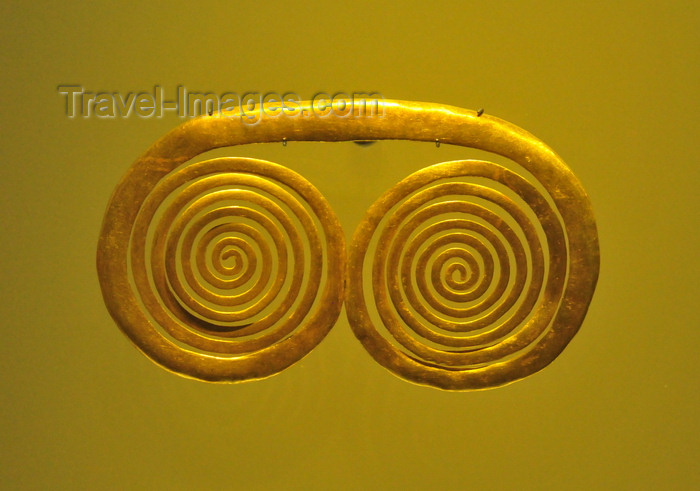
[98,156,346,382]
[97,100,599,389]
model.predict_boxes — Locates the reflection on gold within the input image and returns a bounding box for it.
[97,100,599,390]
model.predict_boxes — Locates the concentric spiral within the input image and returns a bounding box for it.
[347,159,594,390]
[98,156,345,382]
[98,99,598,388]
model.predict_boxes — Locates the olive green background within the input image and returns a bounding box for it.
[1,1,698,489]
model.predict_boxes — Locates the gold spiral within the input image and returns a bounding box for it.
[347,159,574,389]
[98,156,345,382]
[98,99,598,388]
[345,104,599,390]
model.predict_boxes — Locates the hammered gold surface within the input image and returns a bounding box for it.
[98,156,346,382]
[97,100,599,388]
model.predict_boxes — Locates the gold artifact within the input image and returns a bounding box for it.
[97,100,599,390]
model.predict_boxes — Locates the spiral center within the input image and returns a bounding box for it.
[220,246,239,268]
[449,262,469,283]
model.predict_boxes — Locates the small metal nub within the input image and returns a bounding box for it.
[477,108,484,117]
[435,139,441,148]
[282,138,287,146]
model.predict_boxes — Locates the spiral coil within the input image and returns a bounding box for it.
[98,99,599,389]
[346,159,577,389]
[98,156,345,382]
